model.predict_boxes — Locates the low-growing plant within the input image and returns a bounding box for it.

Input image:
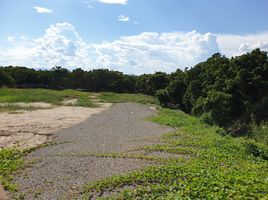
[0,148,25,191]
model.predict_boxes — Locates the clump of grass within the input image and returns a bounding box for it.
[99,92,158,105]
[83,108,268,199]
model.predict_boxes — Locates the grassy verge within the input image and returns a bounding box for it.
[83,108,268,199]
[99,92,158,105]
[0,88,96,110]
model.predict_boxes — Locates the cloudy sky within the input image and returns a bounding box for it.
[0,0,268,74]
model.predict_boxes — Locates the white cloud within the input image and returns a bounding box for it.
[217,32,268,57]
[0,22,94,70]
[0,22,267,74]
[84,1,93,8]
[7,36,16,42]
[97,0,127,4]
[91,31,219,74]
[118,15,129,22]
[33,6,53,13]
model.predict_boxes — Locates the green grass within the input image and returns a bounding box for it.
[0,88,96,110]
[83,108,268,199]
[99,92,158,105]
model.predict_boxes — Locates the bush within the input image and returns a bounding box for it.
[155,89,170,107]
[192,91,232,127]
[227,121,250,137]
[199,112,215,126]
[244,141,268,160]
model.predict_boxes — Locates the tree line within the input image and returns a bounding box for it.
[1,48,267,135]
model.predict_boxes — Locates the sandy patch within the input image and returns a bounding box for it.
[0,103,112,149]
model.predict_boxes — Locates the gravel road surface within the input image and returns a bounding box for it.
[13,103,174,199]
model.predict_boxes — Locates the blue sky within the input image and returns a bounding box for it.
[0,0,268,74]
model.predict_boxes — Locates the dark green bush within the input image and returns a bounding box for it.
[155,89,170,107]
[245,142,268,160]
[227,121,250,137]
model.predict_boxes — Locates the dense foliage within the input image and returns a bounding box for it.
[1,48,267,135]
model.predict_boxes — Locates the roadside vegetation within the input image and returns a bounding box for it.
[83,108,268,199]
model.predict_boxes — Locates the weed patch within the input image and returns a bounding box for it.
[0,148,27,191]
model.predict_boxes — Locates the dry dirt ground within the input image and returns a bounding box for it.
[0,103,111,149]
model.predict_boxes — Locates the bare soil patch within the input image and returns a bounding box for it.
[0,103,111,149]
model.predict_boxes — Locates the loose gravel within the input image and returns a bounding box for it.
[13,103,174,199]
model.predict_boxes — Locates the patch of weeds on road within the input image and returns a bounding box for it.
[82,108,268,199]
[0,148,28,191]
[53,152,187,164]
[0,142,54,192]
[41,140,72,148]
[139,144,197,155]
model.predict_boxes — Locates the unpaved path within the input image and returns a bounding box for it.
[12,103,174,199]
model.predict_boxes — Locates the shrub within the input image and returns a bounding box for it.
[155,89,170,107]
[199,112,215,126]
[244,141,268,160]
[192,90,232,127]
[227,121,250,137]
